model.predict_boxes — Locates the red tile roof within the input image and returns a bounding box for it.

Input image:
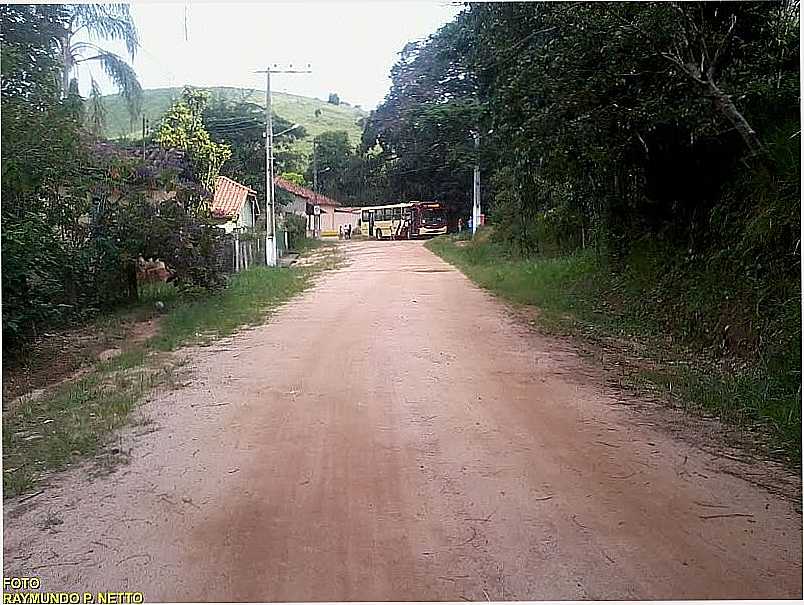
[211,176,255,219]
[274,176,340,207]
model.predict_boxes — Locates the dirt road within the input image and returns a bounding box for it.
[4,241,801,601]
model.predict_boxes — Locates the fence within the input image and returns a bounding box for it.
[220,232,265,273]
[219,229,287,274]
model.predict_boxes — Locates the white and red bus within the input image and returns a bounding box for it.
[359,201,448,239]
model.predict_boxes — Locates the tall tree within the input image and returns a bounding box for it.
[154,88,232,203]
[58,4,142,120]
[308,130,354,200]
[361,15,484,212]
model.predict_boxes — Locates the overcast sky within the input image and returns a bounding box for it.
[79,2,462,109]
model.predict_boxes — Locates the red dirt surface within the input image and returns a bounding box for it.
[3,241,801,601]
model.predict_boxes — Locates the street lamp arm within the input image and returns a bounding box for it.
[273,123,302,137]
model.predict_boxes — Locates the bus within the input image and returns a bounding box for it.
[359,201,448,239]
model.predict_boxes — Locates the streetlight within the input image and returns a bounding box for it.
[266,122,302,247]
[256,64,312,267]
[273,123,302,138]
[472,129,481,236]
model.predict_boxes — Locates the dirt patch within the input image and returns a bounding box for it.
[3,240,800,601]
[2,313,163,412]
[128,318,161,345]
[505,301,802,502]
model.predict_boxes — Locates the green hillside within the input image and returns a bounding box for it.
[99,86,367,160]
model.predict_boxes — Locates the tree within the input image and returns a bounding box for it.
[654,2,798,157]
[0,9,230,350]
[1,5,97,337]
[361,15,484,212]
[58,4,142,121]
[308,131,353,200]
[154,88,232,202]
[202,92,307,216]
[279,172,307,187]
[358,0,800,373]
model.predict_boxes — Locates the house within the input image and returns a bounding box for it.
[333,207,361,234]
[211,176,260,233]
[210,176,265,272]
[274,176,342,237]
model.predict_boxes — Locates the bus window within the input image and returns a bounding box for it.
[393,207,401,219]
[421,206,446,226]
[362,210,371,222]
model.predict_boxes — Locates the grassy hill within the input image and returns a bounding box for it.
[99,86,368,160]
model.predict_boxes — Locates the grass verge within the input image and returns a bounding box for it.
[3,247,340,498]
[427,234,801,464]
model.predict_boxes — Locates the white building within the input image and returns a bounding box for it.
[211,176,260,233]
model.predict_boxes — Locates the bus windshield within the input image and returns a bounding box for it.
[421,207,446,226]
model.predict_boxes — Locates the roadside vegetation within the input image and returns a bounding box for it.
[3,248,339,499]
[343,2,801,463]
[0,5,351,499]
[0,5,346,354]
[428,232,800,463]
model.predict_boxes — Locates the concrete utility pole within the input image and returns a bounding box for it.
[472,130,481,236]
[313,139,318,193]
[256,64,311,267]
[312,139,318,238]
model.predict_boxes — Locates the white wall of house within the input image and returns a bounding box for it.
[332,209,360,232]
[278,193,358,237]
[217,198,258,233]
[283,195,307,218]
[238,198,255,228]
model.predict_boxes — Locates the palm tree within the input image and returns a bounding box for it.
[58,4,142,121]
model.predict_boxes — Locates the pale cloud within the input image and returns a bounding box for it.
[81,1,461,109]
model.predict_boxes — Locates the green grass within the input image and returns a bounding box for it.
[3,366,168,497]
[151,265,312,350]
[100,86,367,160]
[290,236,326,253]
[427,234,801,463]
[3,251,338,498]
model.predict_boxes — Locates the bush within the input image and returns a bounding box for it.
[284,213,308,250]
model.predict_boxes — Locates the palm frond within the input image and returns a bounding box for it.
[81,50,142,120]
[70,4,139,59]
[88,76,107,138]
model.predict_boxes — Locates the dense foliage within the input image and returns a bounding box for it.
[1,8,229,351]
[2,4,92,344]
[358,2,801,417]
[154,88,232,196]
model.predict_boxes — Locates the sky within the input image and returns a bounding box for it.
[79,1,462,109]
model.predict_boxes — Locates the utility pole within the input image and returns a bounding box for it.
[313,139,318,193]
[312,139,318,238]
[472,130,481,236]
[256,64,311,267]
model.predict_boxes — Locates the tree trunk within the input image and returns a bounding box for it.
[60,34,72,97]
[706,77,765,158]
[126,260,139,302]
